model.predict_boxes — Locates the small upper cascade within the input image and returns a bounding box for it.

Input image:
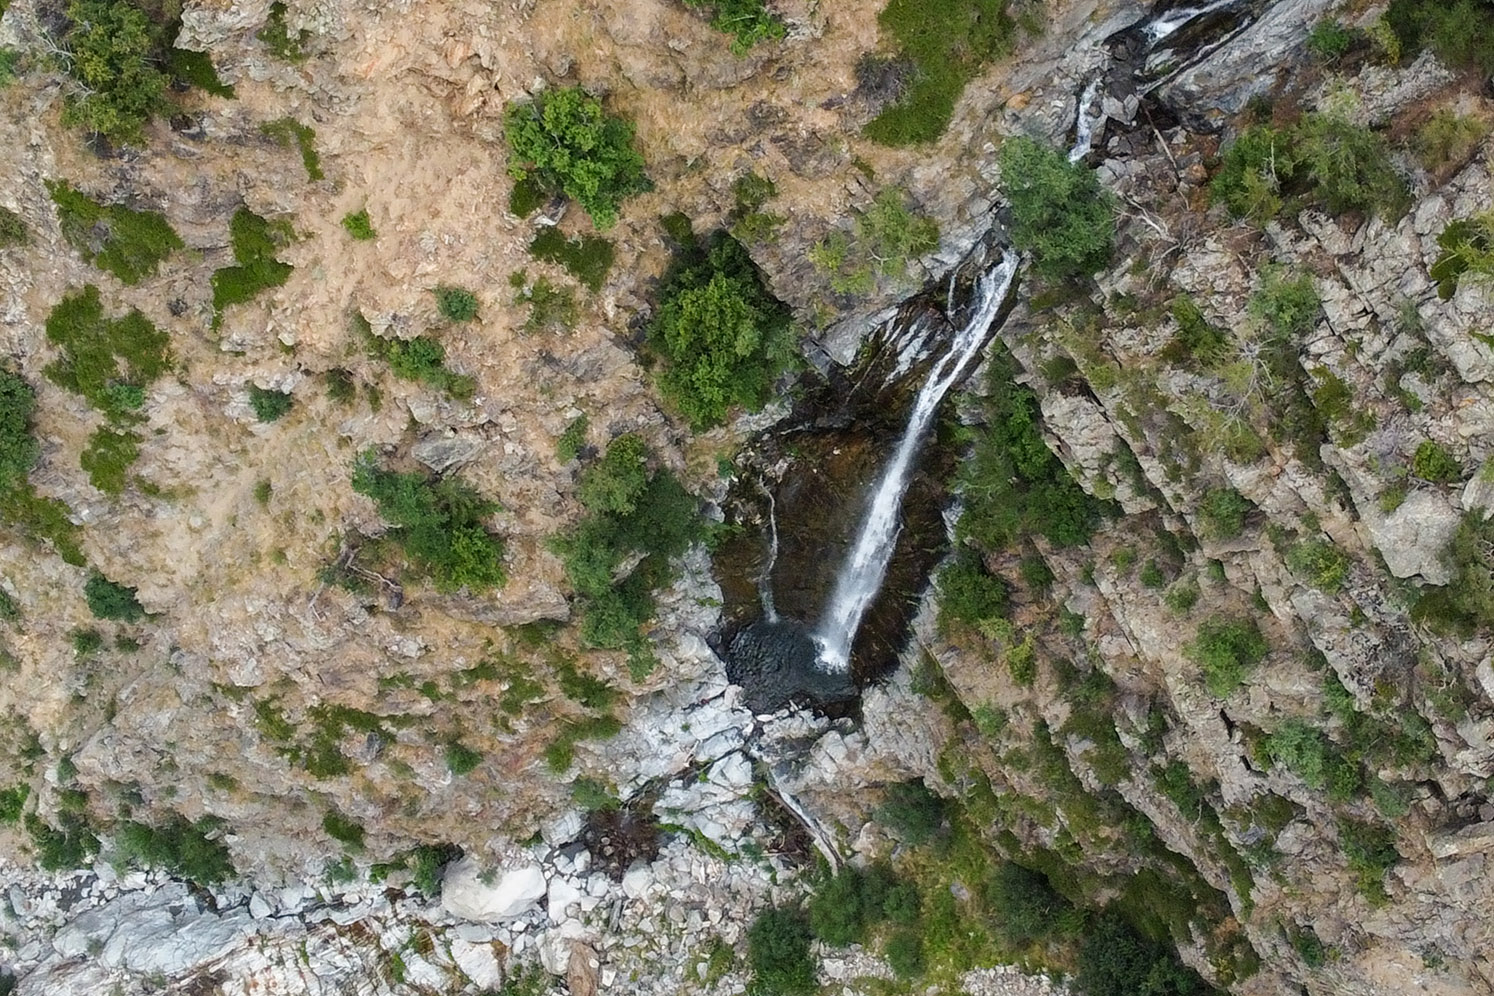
[1068,77,1104,162]
[1142,0,1239,45]
[812,251,1021,673]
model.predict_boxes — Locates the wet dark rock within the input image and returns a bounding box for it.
[725,620,856,714]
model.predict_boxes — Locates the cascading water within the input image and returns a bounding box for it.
[1068,77,1104,162]
[812,250,1020,673]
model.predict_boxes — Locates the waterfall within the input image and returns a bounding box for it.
[759,484,780,623]
[812,251,1020,672]
[1068,77,1104,163]
[1142,0,1239,44]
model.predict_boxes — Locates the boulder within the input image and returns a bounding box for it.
[440,858,547,922]
[1366,490,1460,584]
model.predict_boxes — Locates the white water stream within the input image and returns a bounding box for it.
[812,251,1020,672]
[1068,77,1104,162]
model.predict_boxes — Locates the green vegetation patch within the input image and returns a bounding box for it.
[746,906,816,995]
[115,816,233,885]
[1189,615,1268,697]
[81,427,140,494]
[1429,214,1494,299]
[504,86,649,229]
[248,385,294,422]
[433,285,478,322]
[57,0,169,143]
[44,285,170,416]
[934,550,1008,631]
[510,271,578,335]
[1385,0,1494,76]
[808,187,939,295]
[863,0,1016,146]
[682,0,785,53]
[351,452,506,593]
[1285,538,1351,593]
[556,414,589,463]
[359,315,475,399]
[84,572,144,621]
[47,180,184,285]
[957,348,1105,550]
[553,434,703,678]
[528,226,614,291]
[1415,511,1494,635]
[212,208,294,327]
[999,136,1115,282]
[257,1,310,62]
[0,206,29,249]
[646,228,795,429]
[0,783,29,823]
[0,371,84,564]
[1212,115,1410,224]
[1077,911,1215,996]
[322,810,365,850]
[165,46,235,98]
[341,209,376,240]
[260,117,323,180]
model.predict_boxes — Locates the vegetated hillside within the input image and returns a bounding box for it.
[0,0,1492,993]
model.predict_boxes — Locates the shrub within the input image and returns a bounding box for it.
[322,810,365,850]
[1076,911,1212,996]
[983,862,1072,947]
[0,206,26,249]
[114,816,233,886]
[503,87,649,230]
[26,810,99,870]
[260,118,322,180]
[884,929,926,978]
[1164,580,1200,614]
[351,454,506,592]
[1414,108,1489,172]
[1264,719,1360,799]
[433,285,478,322]
[1212,125,1292,224]
[212,208,294,326]
[361,319,475,398]
[445,741,482,776]
[1429,214,1494,298]
[341,209,376,240]
[257,1,310,62]
[528,227,614,291]
[84,572,144,621]
[0,372,84,564]
[0,784,28,823]
[647,230,795,429]
[1286,538,1351,592]
[876,779,946,844]
[1337,818,1399,904]
[1198,487,1250,539]
[248,386,293,422]
[863,0,1016,146]
[44,285,170,412]
[510,272,578,334]
[81,427,140,494]
[1250,269,1320,341]
[1295,113,1410,219]
[1161,295,1229,367]
[325,368,357,403]
[555,414,589,463]
[553,435,702,676]
[999,136,1115,281]
[47,181,184,286]
[164,46,235,98]
[935,550,1008,630]
[57,0,169,142]
[682,0,785,53]
[1385,0,1494,76]
[1412,440,1461,483]
[1307,19,1356,60]
[957,349,1104,550]
[809,187,939,294]
[746,907,816,995]
[1189,615,1268,697]
[1414,511,1494,635]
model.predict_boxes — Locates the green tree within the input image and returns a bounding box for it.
[999,136,1115,281]
[648,232,795,429]
[746,907,816,995]
[683,0,785,53]
[1190,615,1269,697]
[504,87,649,229]
[84,572,144,621]
[59,0,169,143]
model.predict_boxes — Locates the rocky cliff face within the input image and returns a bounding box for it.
[1,0,1492,993]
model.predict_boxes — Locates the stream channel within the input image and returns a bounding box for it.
[713,0,1268,715]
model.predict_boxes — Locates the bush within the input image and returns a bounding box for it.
[504,87,649,229]
[809,863,910,946]
[935,550,1008,630]
[351,453,507,593]
[26,811,98,871]
[682,0,785,52]
[211,208,293,326]
[1198,487,1250,539]
[1337,818,1399,904]
[553,435,702,676]
[1385,0,1494,76]
[0,206,26,249]
[1412,440,1464,484]
[369,331,473,397]
[44,285,170,413]
[164,46,235,98]
[1190,615,1268,697]
[432,284,478,322]
[1414,511,1494,635]
[556,414,589,463]
[510,272,578,334]
[257,1,310,62]
[81,427,140,494]
[0,372,84,564]
[0,784,28,823]
[1211,125,1292,224]
[1264,718,1361,800]
[84,572,144,621]
[1076,911,1212,996]
[809,187,939,295]
[248,386,293,422]
[445,741,482,776]
[746,907,816,995]
[863,0,1016,146]
[260,117,322,180]
[322,810,365,850]
[57,0,169,142]
[528,227,614,291]
[875,779,946,844]
[47,181,184,285]
[983,862,1072,948]
[647,230,795,429]
[341,209,376,240]
[114,816,234,886]
[1307,19,1356,60]
[1286,538,1351,592]
[884,929,926,979]
[1414,108,1489,172]
[1429,214,1494,299]
[957,349,1104,550]
[999,136,1115,281]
